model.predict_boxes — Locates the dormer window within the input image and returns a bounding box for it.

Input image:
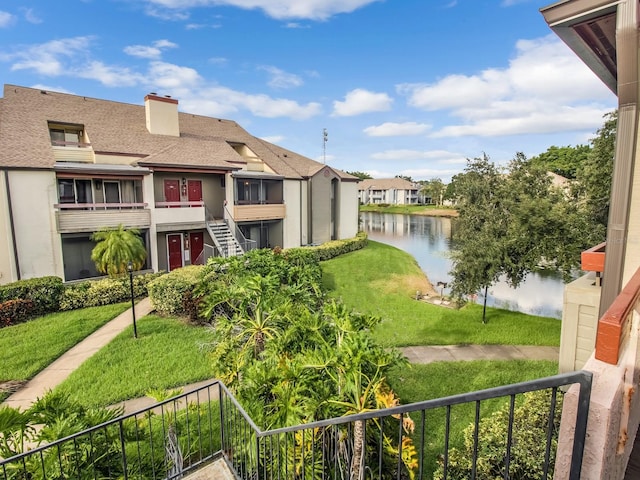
[48,122,87,147]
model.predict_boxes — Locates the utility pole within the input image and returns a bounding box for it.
[323,128,328,164]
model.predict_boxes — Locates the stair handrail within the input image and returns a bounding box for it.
[223,202,257,252]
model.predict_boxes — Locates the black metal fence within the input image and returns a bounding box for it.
[1,371,592,480]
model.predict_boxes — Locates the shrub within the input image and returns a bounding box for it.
[148,266,204,316]
[0,299,35,328]
[0,276,63,315]
[59,272,165,311]
[286,232,368,262]
[434,390,563,480]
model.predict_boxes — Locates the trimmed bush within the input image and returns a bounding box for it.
[286,231,368,262]
[59,272,165,311]
[148,266,204,316]
[434,390,563,480]
[0,276,63,316]
[0,299,35,328]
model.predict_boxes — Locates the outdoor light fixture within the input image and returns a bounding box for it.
[128,261,138,339]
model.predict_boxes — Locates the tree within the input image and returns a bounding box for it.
[347,171,373,180]
[395,174,413,182]
[419,178,445,205]
[576,110,616,232]
[450,153,597,323]
[90,224,147,276]
[529,144,591,179]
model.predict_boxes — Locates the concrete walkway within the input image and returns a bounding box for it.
[3,296,559,413]
[3,297,154,411]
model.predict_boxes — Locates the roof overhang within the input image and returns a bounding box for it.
[540,0,619,94]
[54,162,151,176]
[232,170,284,180]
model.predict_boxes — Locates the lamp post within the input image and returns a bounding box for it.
[128,261,138,339]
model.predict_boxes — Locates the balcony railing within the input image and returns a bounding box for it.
[594,263,640,364]
[55,203,151,233]
[0,372,592,480]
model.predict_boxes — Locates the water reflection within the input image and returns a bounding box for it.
[360,212,564,319]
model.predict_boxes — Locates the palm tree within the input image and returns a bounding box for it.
[90,224,147,276]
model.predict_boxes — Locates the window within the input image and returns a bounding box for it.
[235,178,283,205]
[49,123,84,147]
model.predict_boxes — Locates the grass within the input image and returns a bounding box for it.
[387,359,559,477]
[56,314,215,407]
[321,241,561,347]
[359,204,457,215]
[0,302,129,385]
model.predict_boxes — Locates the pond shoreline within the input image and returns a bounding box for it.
[359,206,459,218]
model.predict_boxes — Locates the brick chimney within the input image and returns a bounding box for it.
[144,93,179,137]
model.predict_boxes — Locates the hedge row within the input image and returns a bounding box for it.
[0,272,163,328]
[0,276,64,316]
[286,231,368,262]
[59,272,164,311]
[147,266,203,316]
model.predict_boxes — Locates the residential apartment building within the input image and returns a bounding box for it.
[357,178,420,205]
[0,85,359,283]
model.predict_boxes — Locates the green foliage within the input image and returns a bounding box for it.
[530,144,590,179]
[433,390,562,480]
[0,276,64,316]
[0,299,35,328]
[346,170,373,180]
[287,231,368,261]
[419,177,445,205]
[449,153,599,322]
[147,266,203,316]
[90,224,147,276]
[59,272,163,311]
[576,110,616,231]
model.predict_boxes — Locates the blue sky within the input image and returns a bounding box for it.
[0,0,617,181]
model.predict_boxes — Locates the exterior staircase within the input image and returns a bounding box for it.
[206,220,244,257]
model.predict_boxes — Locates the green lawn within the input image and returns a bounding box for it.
[56,314,215,407]
[321,241,561,347]
[359,204,457,215]
[0,303,129,383]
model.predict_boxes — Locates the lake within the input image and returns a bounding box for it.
[360,212,564,319]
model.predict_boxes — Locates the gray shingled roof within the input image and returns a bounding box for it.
[0,84,357,181]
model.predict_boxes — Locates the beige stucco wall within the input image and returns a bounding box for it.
[300,182,309,246]
[309,168,333,244]
[623,127,640,285]
[282,179,302,248]
[556,310,640,479]
[559,273,602,373]
[0,172,17,284]
[338,182,359,239]
[8,170,63,280]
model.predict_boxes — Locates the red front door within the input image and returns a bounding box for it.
[190,232,204,265]
[188,180,202,203]
[167,234,183,271]
[164,179,180,206]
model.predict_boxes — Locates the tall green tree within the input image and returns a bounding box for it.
[90,224,147,276]
[576,110,617,232]
[529,144,591,179]
[450,153,597,323]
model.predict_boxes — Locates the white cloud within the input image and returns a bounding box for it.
[285,22,310,28]
[364,121,431,137]
[0,11,15,27]
[1,35,321,121]
[78,61,145,87]
[332,88,393,116]
[6,37,94,76]
[22,8,42,24]
[209,57,228,65]
[181,86,322,119]
[260,135,285,143]
[259,65,303,89]
[371,149,466,162]
[124,39,177,59]
[29,84,75,94]
[398,35,616,138]
[144,0,380,20]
